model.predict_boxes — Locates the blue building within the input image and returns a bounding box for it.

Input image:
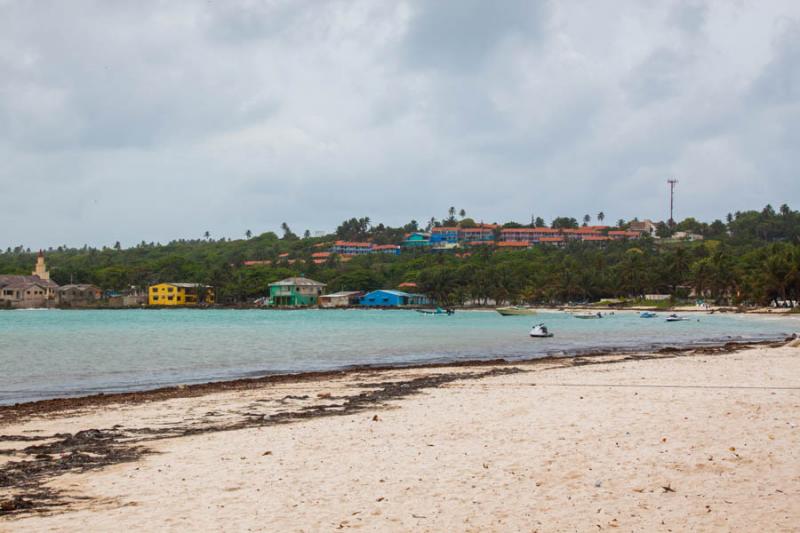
[402,232,431,248]
[360,289,429,307]
[430,227,459,245]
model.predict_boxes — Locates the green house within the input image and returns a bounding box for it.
[268,277,326,307]
[401,232,431,248]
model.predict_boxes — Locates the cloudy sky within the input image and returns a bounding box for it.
[1,0,799,249]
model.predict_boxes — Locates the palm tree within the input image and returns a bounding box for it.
[245,230,252,239]
[459,208,466,218]
[203,231,210,240]
[617,219,625,229]
[582,214,591,226]
[597,211,605,223]
[448,206,456,219]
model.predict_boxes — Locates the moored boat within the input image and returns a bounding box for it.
[640,311,657,318]
[573,311,603,319]
[665,314,690,322]
[496,306,537,316]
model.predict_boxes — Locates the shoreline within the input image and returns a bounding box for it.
[2,340,799,529]
[0,337,786,424]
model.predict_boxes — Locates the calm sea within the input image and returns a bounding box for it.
[1,309,797,405]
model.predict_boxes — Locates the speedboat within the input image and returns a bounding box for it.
[640,311,657,318]
[416,307,454,315]
[574,311,603,319]
[665,314,690,322]
[496,306,537,316]
[529,323,553,338]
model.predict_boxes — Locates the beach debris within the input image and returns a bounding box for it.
[594,480,602,488]
[661,483,675,493]
[262,451,272,456]
[317,392,332,399]
[0,495,34,514]
[376,497,385,502]
[372,415,380,422]
[661,437,667,443]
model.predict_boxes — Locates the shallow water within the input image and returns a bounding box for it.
[1,308,797,404]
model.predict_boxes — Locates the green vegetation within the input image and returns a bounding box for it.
[2,205,799,307]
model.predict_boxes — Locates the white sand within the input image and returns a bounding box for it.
[2,346,800,532]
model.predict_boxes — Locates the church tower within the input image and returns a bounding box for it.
[33,250,50,281]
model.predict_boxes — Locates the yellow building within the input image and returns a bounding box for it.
[148,283,215,306]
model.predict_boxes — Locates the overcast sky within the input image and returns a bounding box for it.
[2,0,799,249]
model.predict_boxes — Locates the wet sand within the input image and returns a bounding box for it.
[2,342,799,531]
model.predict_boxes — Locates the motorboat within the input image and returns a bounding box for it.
[496,306,537,316]
[665,314,690,322]
[416,307,454,315]
[639,311,657,318]
[529,323,553,338]
[573,311,603,319]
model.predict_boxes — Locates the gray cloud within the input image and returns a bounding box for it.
[1,0,799,249]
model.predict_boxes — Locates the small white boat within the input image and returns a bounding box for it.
[665,314,690,322]
[529,323,553,338]
[496,306,537,316]
[574,311,603,319]
[640,311,657,318]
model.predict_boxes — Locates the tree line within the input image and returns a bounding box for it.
[1,205,799,307]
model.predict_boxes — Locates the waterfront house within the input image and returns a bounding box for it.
[0,252,59,309]
[360,289,429,307]
[148,283,215,306]
[268,277,326,307]
[57,284,103,307]
[319,291,363,308]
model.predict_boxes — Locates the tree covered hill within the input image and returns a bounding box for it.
[1,205,799,306]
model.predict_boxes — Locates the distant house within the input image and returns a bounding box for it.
[268,277,326,307]
[500,227,560,244]
[608,230,641,240]
[0,252,59,309]
[312,252,332,264]
[319,291,363,308]
[372,244,401,255]
[149,283,215,306]
[671,231,704,242]
[58,284,103,307]
[430,227,460,245]
[360,289,429,307]
[331,241,372,256]
[402,232,431,248]
[628,219,658,237]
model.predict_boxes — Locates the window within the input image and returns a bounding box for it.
[153,296,159,301]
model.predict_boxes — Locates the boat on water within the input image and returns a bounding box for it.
[496,306,537,316]
[416,307,454,316]
[529,323,553,338]
[665,314,690,322]
[573,311,603,319]
[640,311,657,318]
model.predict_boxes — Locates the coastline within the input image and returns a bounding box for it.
[2,340,799,530]
[0,336,789,419]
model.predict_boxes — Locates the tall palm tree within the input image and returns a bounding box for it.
[582,214,591,226]
[597,211,605,223]
[245,230,252,239]
[203,231,210,240]
[459,208,466,218]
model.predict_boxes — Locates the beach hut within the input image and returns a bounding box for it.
[319,291,363,308]
[359,290,429,307]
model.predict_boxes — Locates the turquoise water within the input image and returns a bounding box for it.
[1,309,797,404]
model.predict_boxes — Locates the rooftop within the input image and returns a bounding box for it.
[268,277,326,287]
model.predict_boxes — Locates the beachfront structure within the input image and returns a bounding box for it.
[360,289,429,307]
[268,277,326,307]
[0,252,59,309]
[319,291,363,308]
[57,284,103,307]
[500,227,560,244]
[148,283,215,306]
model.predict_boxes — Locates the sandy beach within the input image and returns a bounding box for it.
[2,342,799,531]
